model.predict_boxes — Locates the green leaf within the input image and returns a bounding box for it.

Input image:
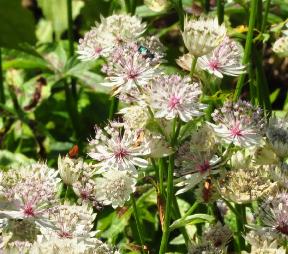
[169,214,214,231]
[0,150,34,168]
[269,88,280,104]
[37,0,84,39]
[0,0,36,48]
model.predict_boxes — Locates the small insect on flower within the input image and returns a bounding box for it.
[68,145,79,159]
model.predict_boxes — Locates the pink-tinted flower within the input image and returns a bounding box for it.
[88,123,150,173]
[101,44,160,96]
[144,75,207,122]
[209,100,265,147]
[197,37,245,78]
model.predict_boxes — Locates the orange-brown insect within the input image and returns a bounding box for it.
[202,179,213,203]
[68,145,79,158]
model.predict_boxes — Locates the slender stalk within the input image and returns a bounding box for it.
[216,0,224,25]
[235,204,246,251]
[261,0,271,32]
[0,48,4,104]
[64,81,82,140]
[190,57,198,78]
[124,0,130,13]
[183,201,199,219]
[159,155,175,254]
[131,194,145,253]
[66,0,77,97]
[108,97,119,119]
[204,0,210,13]
[233,0,258,101]
[130,0,137,15]
[172,0,184,30]
[159,158,165,195]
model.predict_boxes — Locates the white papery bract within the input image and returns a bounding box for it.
[0,162,60,223]
[144,75,207,122]
[209,100,265,147]
[101,44,160,96]
[88,123,149,173]
[182,15,226,57]
[266,116,288,159]
[77,14,146,61]
[39,204,96,240]
[197,37,245,78]
[95,170,137,208]
[272,36,288,58]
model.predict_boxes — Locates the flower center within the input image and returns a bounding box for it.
[58,231,73,239]
[127,70,139,80]
[95,47,102,54]
[276,223,288,235]
[208,59,220,71]
[196,161,210,174]
[23,204,36,217]
[230,125,243,137]
[114,147,129,161]
[168,95,181,110]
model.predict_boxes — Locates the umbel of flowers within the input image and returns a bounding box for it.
[1,13,288,254]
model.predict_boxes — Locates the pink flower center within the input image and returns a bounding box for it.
[127,70,139,80]
[81,191,89,200]
[114,147,129,161]
[230,124,243,138]
[208,59,220,71]
[196,161,210,174]
[168,95,181,110]
[95,47,102,54]
[58,231,73,239]
[23,204,36,217]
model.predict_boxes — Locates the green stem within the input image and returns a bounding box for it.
[130,0,137,15]
[233,0,258,101]
[131,194,145,253]
[261,0,271,32]
[183,201,199,219]
[159,155,175,254]
[124,0,131,13]
[108,97,119,120]
[204,0,210,13]
[172,0,184,30]
[159,158,165,195]
[216,0,224,25]
[66,0,77,98]
[235,204,246,251]
[0,48,4,104]
[190,57,198,78]
[64,81,82,140]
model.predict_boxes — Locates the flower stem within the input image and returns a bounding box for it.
[204,0,210,13]
[131,194,145,253]
[172,0,184,30]
[108,97,119,120]
[235,204,246,251]
[190,57,198,78]
[159,158,165,195]
[183,201,199,219]
[0,48,4,104]
[261,0,270,32]
[216,0,224,25]
[159,154,175,254]
[233,0,258,101]
[66,0,77,98]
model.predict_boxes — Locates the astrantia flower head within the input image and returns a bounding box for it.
[197,37,245,78]
[203,222,232,249]
[58,156,87,185]
[209,100,265,147]
[182,15,226,57]
[266,116,288,158]
[1,162,60,222]
[95,170,137,208]
[260,191,288,238]
[101,44,160,96]
[119,105,149,130]
[77,14,146,61]
[272,36,288,58]
[219,165,275,204]
[88,123,149,173]
[40,204,96,240]
[144,74,207,122]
